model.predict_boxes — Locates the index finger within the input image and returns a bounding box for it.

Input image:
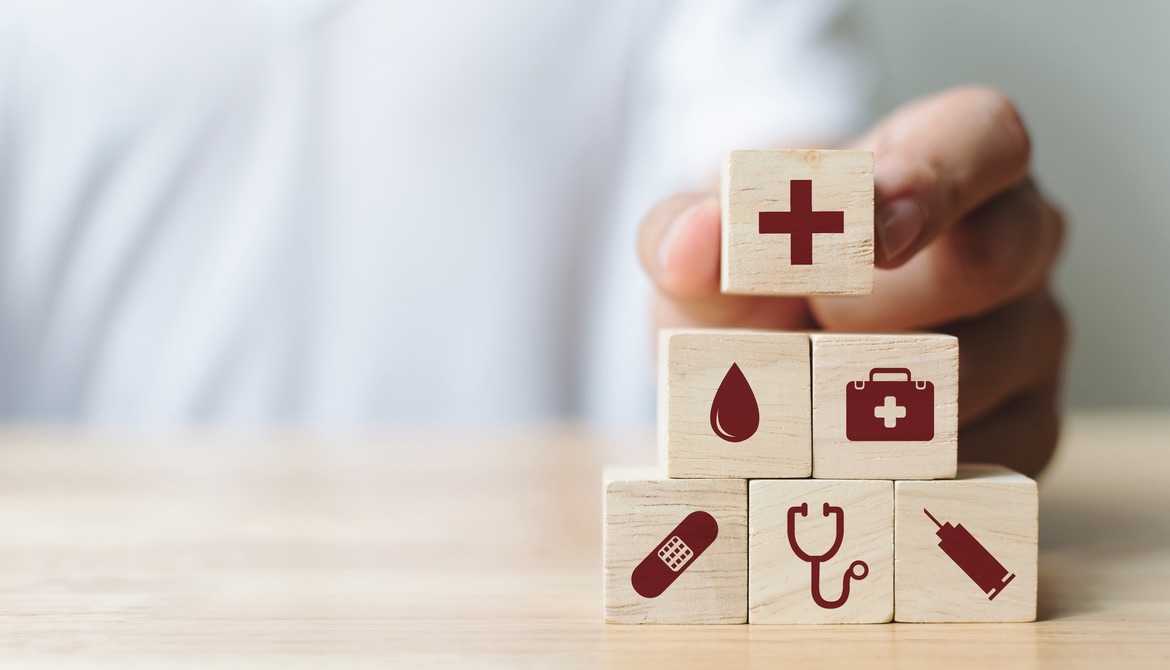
[858,86,1033,267]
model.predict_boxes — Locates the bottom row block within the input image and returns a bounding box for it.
[895,465,1038,623]
[604,465,1037,624]
[604,468,747,624]
[750,479,893,623]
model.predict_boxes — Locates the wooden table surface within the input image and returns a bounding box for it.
[0,411,1168,668]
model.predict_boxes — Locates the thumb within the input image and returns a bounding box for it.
[637,194,723,300]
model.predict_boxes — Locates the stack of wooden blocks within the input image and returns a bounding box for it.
[604,150,1038,625]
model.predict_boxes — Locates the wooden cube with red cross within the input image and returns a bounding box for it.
[721,150,873,295]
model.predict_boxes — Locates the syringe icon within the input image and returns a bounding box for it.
[924,508,1015,601]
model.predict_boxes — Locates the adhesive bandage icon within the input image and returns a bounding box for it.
[632,511,719,598]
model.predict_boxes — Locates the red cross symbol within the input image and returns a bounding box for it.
[873,395,907,428]
[758,180,845,265]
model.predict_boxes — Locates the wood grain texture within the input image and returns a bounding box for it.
[811,333,958,479]
[895,464,1038,623]
[0,413,1168,667]
[604,468,747,624]
[749,479,893,623]
[721,149,873,295]
[659,329,811,479]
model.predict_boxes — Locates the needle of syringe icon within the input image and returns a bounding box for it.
[924,508,944,529]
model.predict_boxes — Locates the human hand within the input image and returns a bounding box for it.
[637,87,1067,477]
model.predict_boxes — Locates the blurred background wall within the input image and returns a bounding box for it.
[858,0,1170,410]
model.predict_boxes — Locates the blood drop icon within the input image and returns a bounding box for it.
[709,363,760,442]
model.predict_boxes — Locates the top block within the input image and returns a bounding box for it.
[722,149,873,296]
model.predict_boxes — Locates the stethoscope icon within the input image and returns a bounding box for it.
[787,502,869,609]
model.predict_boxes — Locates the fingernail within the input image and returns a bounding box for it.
[877,198,924,263]
[658,198,712,272]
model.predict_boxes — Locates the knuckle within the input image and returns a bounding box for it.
[1028,394,1060,441]
[942,224,1030,311]
[1019,291,1070,385]
[1015,289,1071,395]
[1032,399,1062,471]
[1014,291,1070,384]
[1047,199,1069,258]
[1011,390,1063,476]
[941,185,1059,315]
[1042,294,1072,366]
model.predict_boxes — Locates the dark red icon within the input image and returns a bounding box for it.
[788,502,869,609]
[925,508,1015,600]
[631,511,719,599]
[759,179,845,265]
[845,368,934,441]
[710,363,760,442]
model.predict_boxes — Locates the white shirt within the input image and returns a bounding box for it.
[0,0,868,424]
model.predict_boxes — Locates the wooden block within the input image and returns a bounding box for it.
[604,467,747,624]
[749,479,893,623]
[810,333,958,480]
[894,464,1038,622]
[659,329,810,479]
[721,149,873,296]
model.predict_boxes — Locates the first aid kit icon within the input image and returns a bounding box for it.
[845,367,935,441]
